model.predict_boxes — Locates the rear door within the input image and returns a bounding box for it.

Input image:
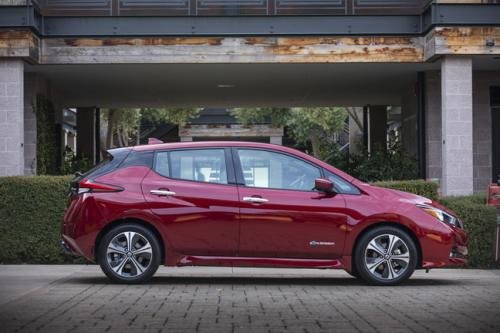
[142,148,240,256]
[234,148,348,259]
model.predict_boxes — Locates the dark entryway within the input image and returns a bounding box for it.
[492,87,500,183]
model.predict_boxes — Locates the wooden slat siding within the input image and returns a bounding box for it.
[195,0,268,16]
[41,0,112,16]
[276,0,347,15]
[119,0,189,16]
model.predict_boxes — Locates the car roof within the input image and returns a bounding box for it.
[133,140,283,152]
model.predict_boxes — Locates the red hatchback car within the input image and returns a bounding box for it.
[62,141,468,285]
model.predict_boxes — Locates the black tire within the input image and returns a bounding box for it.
[346,267,360,279]
[97,223,161,284]
[354,226,417,286]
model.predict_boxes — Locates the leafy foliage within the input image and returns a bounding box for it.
[231,107,347,157]
[440,195,497,267]
[101,107,201,149]
[374,179,439,201]
[35,94,58,175]
[326,132,418,182]
[0,176,82,264]
[60,147,93,175]
[140,107,201,127]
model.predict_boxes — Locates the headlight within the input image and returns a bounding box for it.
[416,204,463,229]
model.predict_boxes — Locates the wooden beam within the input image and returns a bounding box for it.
[425,26,500,61]
[0,29,39,63]
[41,36,424,64]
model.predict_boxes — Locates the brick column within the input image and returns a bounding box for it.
[0,59,24,176]
[441,56,473,196]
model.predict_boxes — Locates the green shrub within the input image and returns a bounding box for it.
[373,179,439,201]
[439,195,497,268]
[0,175,82,264]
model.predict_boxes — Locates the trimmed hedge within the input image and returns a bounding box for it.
[0,175,80,264]
[0,176,497,267]
[440,195,497,267]
[373,179,439,201]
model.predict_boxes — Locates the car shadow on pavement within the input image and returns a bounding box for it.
[62,276,462,286]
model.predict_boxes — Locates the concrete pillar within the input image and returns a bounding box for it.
[441,56,473,196]
[0,59,24,176]
[269,136,282,145]
[76,107,97,164]
[425,71,442,181]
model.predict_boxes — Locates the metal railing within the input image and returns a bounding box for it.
[37,0,431,16]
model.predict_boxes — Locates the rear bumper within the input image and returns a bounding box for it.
[60,234,94,261]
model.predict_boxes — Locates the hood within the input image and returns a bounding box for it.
[358,183,433,206]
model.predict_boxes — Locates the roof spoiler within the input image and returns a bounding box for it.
[147,138,164,145]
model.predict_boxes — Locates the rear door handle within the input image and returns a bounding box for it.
[243,196,269,203]
[150,189,176,197]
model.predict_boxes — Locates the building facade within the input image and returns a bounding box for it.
[0,0,499,195]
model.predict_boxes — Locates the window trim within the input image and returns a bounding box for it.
[232,147,322,193]
[152,147,236,186]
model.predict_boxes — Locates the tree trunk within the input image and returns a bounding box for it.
[105,109,116,149]
[309,132,321,158]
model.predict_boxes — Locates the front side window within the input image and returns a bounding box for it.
[237,149,320,191]
[164,149,228,184]
[324,170,360,195]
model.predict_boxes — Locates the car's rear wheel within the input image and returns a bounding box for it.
[97,223,161,284]
[354,226,417,285]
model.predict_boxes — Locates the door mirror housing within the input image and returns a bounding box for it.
[314,178,335,194]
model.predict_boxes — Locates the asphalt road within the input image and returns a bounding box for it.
[0,265,499,333]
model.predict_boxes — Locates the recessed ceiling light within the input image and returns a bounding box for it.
[217,84,236,88]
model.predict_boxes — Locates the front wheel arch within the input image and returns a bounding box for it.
[351,222,422,272]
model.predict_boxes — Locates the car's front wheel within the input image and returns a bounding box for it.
[354,226,417,285]
[97,223,161,284]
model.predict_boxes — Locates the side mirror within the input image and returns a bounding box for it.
[315,178,335,194]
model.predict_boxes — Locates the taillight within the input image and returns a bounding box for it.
[78,179,124,194]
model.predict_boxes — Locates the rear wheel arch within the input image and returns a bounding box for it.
[351,221,423,273]
[94,218,166,263]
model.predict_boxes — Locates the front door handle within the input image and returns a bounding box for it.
[150,189,176,197]
[243,196,269,204]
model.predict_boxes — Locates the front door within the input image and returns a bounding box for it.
[234,148,347,259]
[492,87,500,183]
[142,148,239,256]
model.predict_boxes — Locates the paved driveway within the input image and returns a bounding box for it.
[0,265,499,333]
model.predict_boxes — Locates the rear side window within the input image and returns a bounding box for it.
[120,150,154,168]
[76,148,130,180]
[154,149,228,184]
[154,152,169,177]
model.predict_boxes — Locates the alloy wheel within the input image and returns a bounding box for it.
[364,234,410,281]
[106,231,153,278]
